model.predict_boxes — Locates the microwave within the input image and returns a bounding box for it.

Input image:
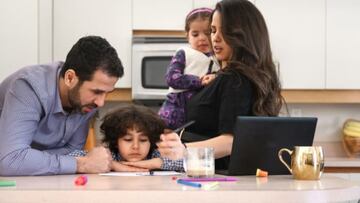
[132,37,188,102]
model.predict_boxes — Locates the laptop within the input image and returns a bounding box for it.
[216,116,317,176]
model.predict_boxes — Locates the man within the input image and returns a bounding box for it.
[0,36,123,176]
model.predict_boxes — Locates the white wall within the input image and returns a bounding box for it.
[282,104,360,142]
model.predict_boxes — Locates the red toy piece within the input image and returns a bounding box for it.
[74,175,88,185]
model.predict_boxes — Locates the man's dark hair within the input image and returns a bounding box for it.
[60,36,124,81]
[100,105,165,158]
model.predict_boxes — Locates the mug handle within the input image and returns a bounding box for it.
[278,148,293,174]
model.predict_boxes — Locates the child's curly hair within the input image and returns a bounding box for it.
[100,105,165,158]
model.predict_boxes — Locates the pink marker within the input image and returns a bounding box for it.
[74,175,88,185]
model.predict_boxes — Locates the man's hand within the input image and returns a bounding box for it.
[76,146,112,173]
[111,161,150,172]
[121,158,163,170]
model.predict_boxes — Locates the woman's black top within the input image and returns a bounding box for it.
[185,70,254,169]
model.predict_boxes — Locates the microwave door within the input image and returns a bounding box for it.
[132,42,188,100]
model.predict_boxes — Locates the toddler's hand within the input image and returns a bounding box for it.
[201,74,216,85]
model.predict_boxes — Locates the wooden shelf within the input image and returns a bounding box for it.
[282,90,360,104]
[325,167,360,173]
[105,88,132,101]
[106,89,360,103]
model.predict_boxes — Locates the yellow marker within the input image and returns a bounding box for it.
[202,181,219,190]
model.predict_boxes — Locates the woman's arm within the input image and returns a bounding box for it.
[157,132,233,160]
[186,134,233,159]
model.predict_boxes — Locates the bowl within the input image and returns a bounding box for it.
[342,119,360,157]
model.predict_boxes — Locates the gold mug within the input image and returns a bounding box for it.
[278,146,324,180]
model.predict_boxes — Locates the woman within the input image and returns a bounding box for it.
[157,0,283,169]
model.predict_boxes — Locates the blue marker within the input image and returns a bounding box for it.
[177,179,202,188]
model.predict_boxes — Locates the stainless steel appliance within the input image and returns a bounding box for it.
[132,36,188,107]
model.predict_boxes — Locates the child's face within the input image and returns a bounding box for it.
[211,11,232,68]
[117,128,151,162]
[187,18,212,53]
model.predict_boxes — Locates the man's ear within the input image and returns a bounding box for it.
[64,69,79,88]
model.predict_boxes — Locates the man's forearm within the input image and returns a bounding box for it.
[0,148,77,176]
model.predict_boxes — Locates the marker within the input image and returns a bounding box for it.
[0,180,16,187]
[179,177,238,182]
[177,179,202,188]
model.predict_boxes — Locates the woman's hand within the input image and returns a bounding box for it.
[111,161,149,172]
[156,132,185,160]
[121,158,162,170]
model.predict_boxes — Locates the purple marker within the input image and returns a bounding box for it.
[179,177,238,182]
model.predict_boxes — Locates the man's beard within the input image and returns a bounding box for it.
[67,83,97,114]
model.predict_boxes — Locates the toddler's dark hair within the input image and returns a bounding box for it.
[185,7,213,33]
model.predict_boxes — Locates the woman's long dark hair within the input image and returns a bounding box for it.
[214,0,283,116]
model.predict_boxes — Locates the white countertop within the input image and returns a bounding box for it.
[1,174,359,203]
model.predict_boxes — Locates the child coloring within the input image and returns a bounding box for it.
[68,105,184,172]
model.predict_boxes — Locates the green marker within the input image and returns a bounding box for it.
[0,180,16,187]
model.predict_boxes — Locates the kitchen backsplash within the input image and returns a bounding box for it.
[282,103,360,142]
[94,102,360,143]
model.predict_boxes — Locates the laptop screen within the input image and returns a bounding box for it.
[223,116,317,175]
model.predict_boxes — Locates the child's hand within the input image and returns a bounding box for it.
[201,74,216,86]
[121,158,163,170]
[111,161,149,172]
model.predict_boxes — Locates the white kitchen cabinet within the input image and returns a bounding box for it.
[0,0,38,82]
[132,0,193,30]
[193,0,219,9]
[255,0,326,89]
[193,0,255,8]
[38,0,53,64]
[326,0,360,89]
[53,0,132,88]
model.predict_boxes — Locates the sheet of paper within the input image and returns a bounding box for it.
[99,171,183,176]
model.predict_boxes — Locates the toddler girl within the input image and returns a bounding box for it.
[158,7,220,129]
